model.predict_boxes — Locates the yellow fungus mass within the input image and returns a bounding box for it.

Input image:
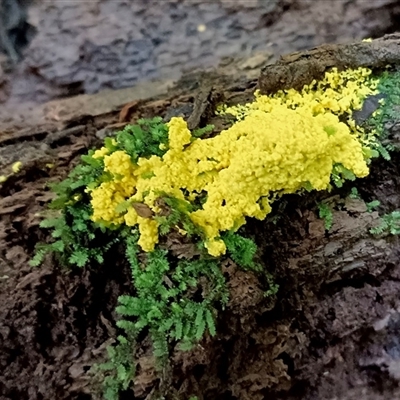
[12,161,23,173]
[89,67,378,256]
[90,151,137,224]
[103,150,136,184]
[92,147,109,159]
[206,238,227,257]
[136,216,159,252]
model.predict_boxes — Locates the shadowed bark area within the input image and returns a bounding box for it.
[1,36,400,400]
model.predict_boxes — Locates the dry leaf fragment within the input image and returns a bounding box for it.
[132,202,154,218]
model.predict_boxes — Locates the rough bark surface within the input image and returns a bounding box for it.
[2,36,400,400]
[259,33,400,93]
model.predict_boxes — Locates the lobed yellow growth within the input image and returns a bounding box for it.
[92,139,117,159]
[90,151,136,224]
[89,67,378,256]
[222,67,377,121]
[92,147,109,159]
[12,161,23,173]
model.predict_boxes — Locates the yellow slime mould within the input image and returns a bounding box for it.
[89,67,378,256]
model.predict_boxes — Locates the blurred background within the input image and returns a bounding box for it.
[1,0,400,111]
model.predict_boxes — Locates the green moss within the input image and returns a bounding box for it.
[318,202,333,231]
[370,210,400,235]
[363,69,400,159]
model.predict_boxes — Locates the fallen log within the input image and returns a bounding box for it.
[1,36,400,400]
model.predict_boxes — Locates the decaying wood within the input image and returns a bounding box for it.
[2,35,400,400]
[186,85,224,130]
[259,33,400,94]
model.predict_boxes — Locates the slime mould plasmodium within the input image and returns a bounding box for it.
[87,67,384,256]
